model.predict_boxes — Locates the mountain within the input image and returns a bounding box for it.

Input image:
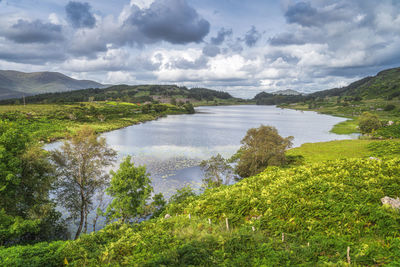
[0,70,104,99]
[272,89,302,96]
[309,67,400,99]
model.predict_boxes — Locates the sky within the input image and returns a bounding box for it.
[1,0,400,98]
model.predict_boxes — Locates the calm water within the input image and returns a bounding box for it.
[101,105,353,196]
[46,105,355,231]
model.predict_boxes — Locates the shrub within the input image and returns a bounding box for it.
[358,112,382,134]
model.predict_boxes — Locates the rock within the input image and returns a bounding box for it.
[381,196,400,211]
[164,214,171,219]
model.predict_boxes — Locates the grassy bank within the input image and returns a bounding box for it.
[286,139,375,163]
[0,102,191,142]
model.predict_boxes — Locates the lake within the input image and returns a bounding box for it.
[100,105,353,197]
[45,105,355,231]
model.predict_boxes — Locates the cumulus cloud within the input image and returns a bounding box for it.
[210,28,232,45]
[123,0,210,44]
[244,26,261,47]
[65,1,96,29]
[2,19,63,44]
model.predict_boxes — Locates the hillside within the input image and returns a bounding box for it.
[0,84,246,105]
[2,157,400,265]
[272,89,302,95]
[253,91,304,105]
[0,70,104,99]
[309,67,400,100]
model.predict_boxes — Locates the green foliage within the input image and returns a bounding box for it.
[106,156,153,222]
[367,140,400,158]
[0,102,190,143]
[359,112,382,134]
[4,158,400,265]
[0,84,237,105]
[52,126,116,239]
[375,122,400,138]
[286,139,375,164]
[200,154,234,188]
[0,241,66,266]
[384,104,396,111]
[183,102,195,114]
[0,120,66,246]
[235,125,293,178]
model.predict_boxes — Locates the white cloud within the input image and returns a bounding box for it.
[106,71,136,84]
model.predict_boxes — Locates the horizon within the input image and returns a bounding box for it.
[1,0,400,98]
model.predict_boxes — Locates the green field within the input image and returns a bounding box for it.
[0,102,190,142]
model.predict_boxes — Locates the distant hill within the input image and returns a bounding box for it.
[0,70,104,99]
[309,67,400,99]
[0,84,243,105]
[272,89,302,96]
[254,67,400,105]
[252,91,304,105]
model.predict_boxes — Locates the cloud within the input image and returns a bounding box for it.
[269,33,306,46]
[210,28,232,45]
[284,2,317,27]
[65,1,96,29]
[0,41,66,64]
[124,0,210,44]
[284,1,354,28]
[202,45,220,57]
[2,19,63,44]
[244,26,261,47]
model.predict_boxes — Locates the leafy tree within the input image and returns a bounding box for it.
[0,120,66,245]
[358,112,382,134]
[168,186,196,205]
[200,154,234,188]
[52,126,116,239]
[184,102,195,114]
[235,125,293,178]
[105,156,153,223]
[149,193,167,218]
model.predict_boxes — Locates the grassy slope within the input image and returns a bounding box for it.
[287,139,375,163]
[2,157,400,266]
[0,102,189,142]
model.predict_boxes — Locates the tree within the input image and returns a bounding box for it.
[52,126,116,239]
[235,125,293,178]
[358,112,382,134]
[0,120,66,245]
[200,154,233,188]
[105,156,153,223]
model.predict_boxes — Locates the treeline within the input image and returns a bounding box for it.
[0,85,235,105]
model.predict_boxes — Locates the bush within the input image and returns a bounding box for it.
[235,125,293,178]
[384,104,396,111]
[358,112,382,134]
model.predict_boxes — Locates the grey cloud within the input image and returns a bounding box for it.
[211,28,232,45]
[284,1,354,28]
[202,45,220,57]
[269,33,306,46]
[124,0,210,44]
[172,56,208,70]
[2,19,63,44]
[65,1,96,29]
[284,2,317,27]
[0,43,66,64]
[244,26,261,47]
